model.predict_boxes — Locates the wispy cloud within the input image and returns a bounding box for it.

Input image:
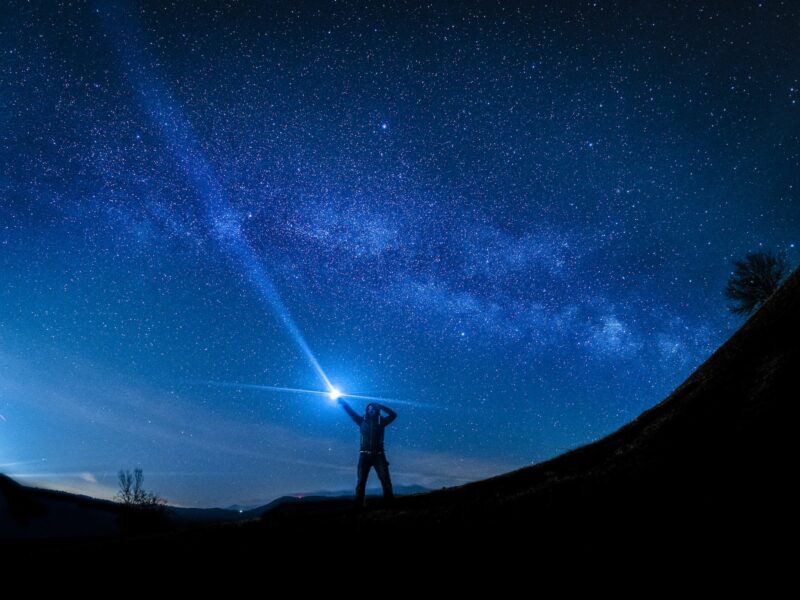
[13,472,120,501]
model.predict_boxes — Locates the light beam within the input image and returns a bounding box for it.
[98,3,334,393]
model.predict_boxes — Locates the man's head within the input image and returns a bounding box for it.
[365,403,379,419]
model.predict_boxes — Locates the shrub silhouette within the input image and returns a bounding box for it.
[115,468,167,534]
[115,468,166,509]
[724,249,788,316]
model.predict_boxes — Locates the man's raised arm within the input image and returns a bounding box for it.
[338,399,363,425]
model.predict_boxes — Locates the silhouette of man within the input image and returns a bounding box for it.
[338,399,397,507]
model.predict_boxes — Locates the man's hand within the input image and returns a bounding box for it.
[377,403,397,425]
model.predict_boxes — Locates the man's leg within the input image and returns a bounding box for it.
[374,453,394,501]
[355,454,371,508]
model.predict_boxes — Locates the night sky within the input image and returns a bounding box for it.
[1,1,798,507]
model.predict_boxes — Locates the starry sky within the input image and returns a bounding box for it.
[1,1,798,507]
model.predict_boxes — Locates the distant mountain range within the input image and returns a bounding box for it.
[226,484,430,514]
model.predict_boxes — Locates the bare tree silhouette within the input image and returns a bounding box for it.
[115,468,166,509]
[724,249,788,316]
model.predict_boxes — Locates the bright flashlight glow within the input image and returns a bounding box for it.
[328,388,343,401]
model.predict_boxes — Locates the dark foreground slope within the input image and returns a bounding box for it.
[12,267,798,565]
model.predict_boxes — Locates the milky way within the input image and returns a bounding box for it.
[0,1,798,506]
